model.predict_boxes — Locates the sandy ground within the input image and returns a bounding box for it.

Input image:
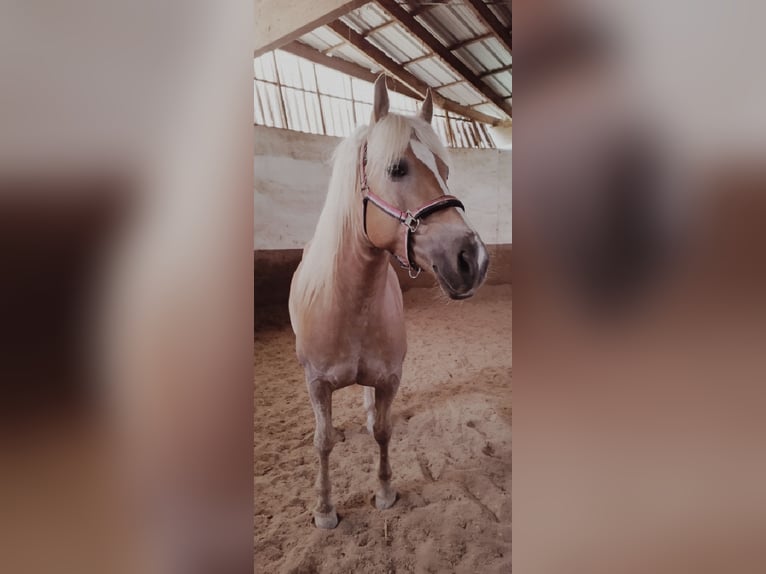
[254,284,512,574]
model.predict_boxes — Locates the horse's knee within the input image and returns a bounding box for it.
[373,423,391,445]
[313,429,334,453]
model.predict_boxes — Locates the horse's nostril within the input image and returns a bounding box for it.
[457,250,471,275]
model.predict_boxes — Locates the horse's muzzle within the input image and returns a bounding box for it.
[431,232,489,299]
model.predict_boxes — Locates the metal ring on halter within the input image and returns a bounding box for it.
[403,212,420,233]
[408,266,422,279]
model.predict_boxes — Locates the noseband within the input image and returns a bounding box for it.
[360,142,465,279]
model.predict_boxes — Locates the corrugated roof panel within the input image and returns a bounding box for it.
[351,78,373,103]
[254,53,277,82]
[482,37,512,66]
[253,81,265,124]
[473,101,506,118]
[364,33,409,63]
[254,6,509,139]
[460,41,505,74]
[370,23,429,61]
[442,3,488,37]
[489,2,512,28]
[315,65,352,98]
[309,27,345,50]
[449,82,486,106]
[407,56,462,85]
[255,81,285,128]
[452,46,487,76]
[355,102,372,124]
[299,30,338,53]
[491,68,512,85]
[296,57,318,91]
[328,43,380,70]
[389,90,419,115]
[274,50,304,89]
[484,75,511,98]
[282,87,302,132]
[436,82,483,107]
[415,7,461,47]
[343,3,390,32]
[433,116,449,142]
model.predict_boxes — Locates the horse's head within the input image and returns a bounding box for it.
[363,76,489,300]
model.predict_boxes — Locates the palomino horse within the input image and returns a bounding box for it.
[289,75,489,529]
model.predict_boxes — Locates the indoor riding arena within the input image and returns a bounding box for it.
[253,2,511,572]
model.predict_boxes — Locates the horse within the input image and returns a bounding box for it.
[288,75,489,529]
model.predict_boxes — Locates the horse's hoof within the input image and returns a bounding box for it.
[313,509,339,529]
[375,489,397,510]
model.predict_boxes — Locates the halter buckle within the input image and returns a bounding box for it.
[403,211,420,233]
[408,265,422,279]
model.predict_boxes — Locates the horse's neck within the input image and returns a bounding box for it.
[331,229,391,307]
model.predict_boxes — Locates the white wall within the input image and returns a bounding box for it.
[491,123,513,150]
[254,125,511,250]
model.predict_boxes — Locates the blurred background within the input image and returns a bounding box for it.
[0,1,253,573]
[514,1,766,573]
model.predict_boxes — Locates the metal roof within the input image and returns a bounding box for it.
[253,1,511,147]
[296,1,512,123]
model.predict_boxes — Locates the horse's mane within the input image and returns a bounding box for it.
[291,112,451,308]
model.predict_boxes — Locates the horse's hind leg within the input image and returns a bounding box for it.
[363,386,375,434]
[307,377,340,528]
[373,376,401,510]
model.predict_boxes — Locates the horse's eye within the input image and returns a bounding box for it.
[387,160,408,180]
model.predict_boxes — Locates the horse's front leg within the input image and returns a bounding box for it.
[307,377,341,528]
[373,375,400,510]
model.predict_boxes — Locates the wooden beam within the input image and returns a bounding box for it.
[464,0,512,54]
[327,19,502,124]
[375,0,512,118]
[254,0,368,58]
[279,41,422,100]
[448,32,493,52]
[479,62,512,78]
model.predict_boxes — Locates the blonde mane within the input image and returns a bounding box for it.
[291,112,451,310]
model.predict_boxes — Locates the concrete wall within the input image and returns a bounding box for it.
[254,125,511,250]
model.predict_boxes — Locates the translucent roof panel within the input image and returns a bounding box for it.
[343,3,390,32]
[406,58,461,87]
[260,1,510,132]
[485,73,512,98]
[254,51,497,148]
[288,0,511,122]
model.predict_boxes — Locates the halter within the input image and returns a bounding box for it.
[360,141,465,279]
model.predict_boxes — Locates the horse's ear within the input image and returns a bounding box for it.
[420,88,434,124]
[372,74,389,124]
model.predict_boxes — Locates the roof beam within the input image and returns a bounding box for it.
[375,0,512,118]
[279,41,422,100]
[254,0,368,58]
[448,32,493,52]
[479,62,512,78]
[464,0,512,54]
[327,19,502,124]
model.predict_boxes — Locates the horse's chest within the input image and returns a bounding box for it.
[354,316,405,378]
[298,286,405,385]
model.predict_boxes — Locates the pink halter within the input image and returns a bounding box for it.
[360,141,465,279]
